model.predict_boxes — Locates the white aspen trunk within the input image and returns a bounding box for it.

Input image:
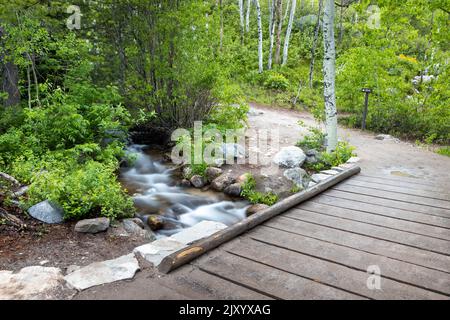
[245,0,252,32]
[274,0,283,65]
[268,0,276,69]
[255,0,263,73]
[238,0,245,41]
[309,0,323,88]
[282,0,296,66]
[322,0,338,152]
[283,0,291,24]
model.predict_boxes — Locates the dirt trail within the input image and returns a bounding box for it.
[248,103,450,187]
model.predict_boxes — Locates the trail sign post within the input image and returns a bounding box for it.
[361,88,372,130]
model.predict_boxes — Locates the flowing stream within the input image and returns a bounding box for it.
[120,145,249,236]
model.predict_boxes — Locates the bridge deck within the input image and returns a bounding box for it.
[76,173,450,300]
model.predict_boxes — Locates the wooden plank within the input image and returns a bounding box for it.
[298,201,450,241]
[248,226,450,296]
[333,184,450,210]
[325,189,450,218]
[265,216,450,273]
[193,250,364,300]
[158,165,361,273]
[355,175,449,194]
[157,265,271,300]
[222,237,448,300]
[343,179,450,201]
[313,194,450,228]
[359,173,449,188]
[285,209,450,255]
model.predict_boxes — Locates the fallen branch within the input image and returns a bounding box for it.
[0,207,25,228]
[0,172,20,187]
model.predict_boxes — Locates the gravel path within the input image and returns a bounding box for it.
[248,103,450,187]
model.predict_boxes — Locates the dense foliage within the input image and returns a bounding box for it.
[0,0,448,219]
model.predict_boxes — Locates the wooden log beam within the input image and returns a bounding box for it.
[158,165,361,274]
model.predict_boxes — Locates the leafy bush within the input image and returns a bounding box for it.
[240,173,278,206]
[296,125,326,151]
[305,141,356,172]
[263,72,290,91]
[27,160,134,220]
[437,147,450,157]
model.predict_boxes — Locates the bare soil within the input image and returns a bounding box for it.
[0,211,147,272]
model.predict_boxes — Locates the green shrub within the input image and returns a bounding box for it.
[263,72,290,91]
[240,173,278,206]
[437,147,450,157]
[305,141,356,172]
[296,125,326,151]
[27,160,134,220]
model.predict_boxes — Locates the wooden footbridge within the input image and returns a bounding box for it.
[76,166,450,300]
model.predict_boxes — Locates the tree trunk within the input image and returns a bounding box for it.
[274,0,283,65]
[238,0,245,43]
[282,0,296,66]
[308,0,323,88]
[1,61,20,107]
[255,0,263,73]
[267,0,276,69]
[283,0,291,24]
[245,0,251,32]
[219,0,224,50]
[338,0,344,45]
[322,0,337,152]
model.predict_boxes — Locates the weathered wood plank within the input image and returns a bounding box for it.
[313,194,450,228]
[299,201,450,241]
[359,173,449,188]
[355,175,449,194]
[325,189,450,217]
[248,226,450,296]
[222,237,448,300]
[286,209,450,255]
[342,179,450,201]
[333,184,450,210]
[157,265,271,300]
[265,216,450,273]
[193,250,364,300]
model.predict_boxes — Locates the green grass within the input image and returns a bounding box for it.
[437,146,450,157]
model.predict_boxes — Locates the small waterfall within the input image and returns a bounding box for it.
[121,145,248,235]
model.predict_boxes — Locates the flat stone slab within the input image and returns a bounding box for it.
[0,266,63,300]
[311,174,333,183]
[134,238,187,267]
[321,169,340,175]
[64,254,139,291]
[28,200,64,224]
[346,157,361,164]
[171,221,228,245]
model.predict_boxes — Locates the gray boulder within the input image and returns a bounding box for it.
[122,218,156,241]
[273,146,306,168]
[224,183,242,197]
[180,179,191,187]
[74,217,110,234]
[283,168,307,187]
[211,174,236,191]
[205,167,223,182]
[190,175,206,188]
[28,200,64,224]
